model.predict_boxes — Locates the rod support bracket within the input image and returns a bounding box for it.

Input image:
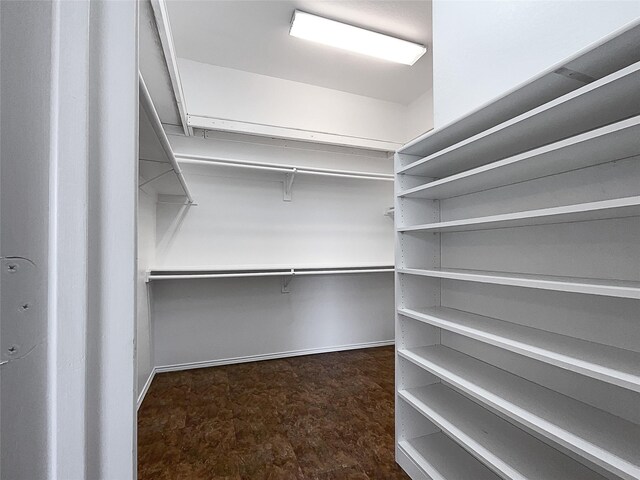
[281,270,295,293]
[283,168,297,201]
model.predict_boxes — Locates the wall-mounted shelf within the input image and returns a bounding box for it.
[398,60,640,178]
[147,265,394,281]
[398,306,640,392]
[139,0,190,134]
[187,114,403,152]
[398,385,603,480]
[397,433,501,480]
[398,115,640,200]
[398,267,640,299]
[399,345,640,479]
[139,74,194,203]
[398,22,640,159]
[397,196,640,233]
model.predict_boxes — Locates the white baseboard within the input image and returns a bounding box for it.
[154,339,395,373]
[137,369,156,410]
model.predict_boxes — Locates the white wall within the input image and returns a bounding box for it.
[432,0,640,127]
[158,133,395,268]
[137,189,156,397]
[155,169,394,269]
[149,134,395,369]
[179,58,432,144]
[153,273,394,368]
[405,88,434,142]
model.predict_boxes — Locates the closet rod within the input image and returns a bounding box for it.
[147,266,394,281]
[176,154,394,181]
[139,73,194,203]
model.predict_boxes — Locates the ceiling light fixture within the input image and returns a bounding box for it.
[289,10,426,66]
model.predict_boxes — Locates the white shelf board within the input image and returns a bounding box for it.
[397,196,640,233]
[398,116,640,199]
[398,306,640,392]
[398,433,501,480]
[397,267,640,299]
[147,265,394,281]
[398,22,640,159]
[399,345,640,479]
[398,384,604,480]
[398,61,640,178]
[188,114,402,153]
[139,0,183,128]
[139,74,193,202]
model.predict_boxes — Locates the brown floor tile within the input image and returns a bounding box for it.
[138,346,409,480]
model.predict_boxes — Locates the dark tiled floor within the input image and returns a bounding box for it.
[138,346,410,480]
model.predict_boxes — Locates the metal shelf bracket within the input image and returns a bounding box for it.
[281,269,295,293]
[283,168,297,201]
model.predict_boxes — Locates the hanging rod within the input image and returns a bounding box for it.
[139,73,194,204]
[175,154,394,181]
[147,265,394,281]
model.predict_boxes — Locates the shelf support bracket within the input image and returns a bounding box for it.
[138,167,174,188]
[281,269,295,293]
[283,168,297,201]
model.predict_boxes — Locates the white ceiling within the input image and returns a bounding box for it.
[165,0,432,105]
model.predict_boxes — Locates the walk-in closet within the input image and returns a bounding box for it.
[2,1,640,479]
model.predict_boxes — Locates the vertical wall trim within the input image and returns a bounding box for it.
[46,1,138,478]
[47,1,90,478]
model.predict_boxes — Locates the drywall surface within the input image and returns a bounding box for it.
[179,58,410,144]
[151,133,395,368]
[406,88,434,142]
[432,0,640,127]
[152,273,395,368]
[157,134,395,268]
[0,2,52,478]
[137,190,156,396]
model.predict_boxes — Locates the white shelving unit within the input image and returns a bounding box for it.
[398,61,640,178]
[398,268,640,299]
[397,433,501,480]
[400,345,640,479]
[398,306,640,392]
[395,22,640,480]
[398,196,640,233]
[398,116,640,200]
[398,386,604,480]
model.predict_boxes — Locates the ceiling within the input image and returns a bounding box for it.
[165,0,432,105]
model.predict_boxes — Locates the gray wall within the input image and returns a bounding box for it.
[1,2,53,478]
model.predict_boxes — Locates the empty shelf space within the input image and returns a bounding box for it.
[148,265,394,281]
[397,61,640,178]
[397,267,640,299]
[398,23,640,158]
[398,306,640,392]
[397,196,640,233]
[398,116,640,200]
[399,345,640,479]
[398,433,501,480]
[398,384,604,480]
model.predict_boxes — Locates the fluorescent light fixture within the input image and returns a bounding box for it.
[289,10,426,66]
